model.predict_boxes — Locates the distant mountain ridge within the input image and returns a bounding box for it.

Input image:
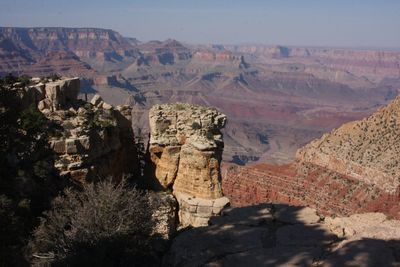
[1,26,399,164]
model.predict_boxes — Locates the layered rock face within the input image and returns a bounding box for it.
[225,44,400,82]
[148,103,229,226]
[223,162,400,218]
[16,77,139,184]
[136,39,192,66]
[223,96,400,219]
[0,27,138,61]
[165,204,400,267]
[192,50,241,64]
[297,96,400,193]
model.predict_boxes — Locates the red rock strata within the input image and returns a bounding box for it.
[222,162,400,219]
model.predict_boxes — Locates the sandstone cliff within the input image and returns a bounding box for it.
[148,103,229,226]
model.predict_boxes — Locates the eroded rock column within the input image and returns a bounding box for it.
[148,103,229,227]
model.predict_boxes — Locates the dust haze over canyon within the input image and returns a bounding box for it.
[1,26,399,165]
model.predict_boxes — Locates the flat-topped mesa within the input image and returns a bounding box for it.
[296,96,400,194]
[148,103,229,226]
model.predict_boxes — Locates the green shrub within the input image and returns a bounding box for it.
[29,179,156,266]
[191,121,201,130]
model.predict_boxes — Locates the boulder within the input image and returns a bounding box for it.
[44,78,80,110]
[90,94,103,106]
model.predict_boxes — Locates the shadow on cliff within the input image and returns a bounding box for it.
[163,204,400,267]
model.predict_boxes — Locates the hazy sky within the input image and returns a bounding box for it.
[1,0,399,48]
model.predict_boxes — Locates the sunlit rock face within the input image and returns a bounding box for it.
[223,96,400,220]
[16,78,139,184]
[148,103,229,226]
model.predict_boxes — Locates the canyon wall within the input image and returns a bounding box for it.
[297,96,400,193]
[148,103,229,226]
[226,45,400,82]
[0,27,138,60]
[223,96,400,219]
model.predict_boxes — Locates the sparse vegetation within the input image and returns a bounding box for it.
[84,108,116,130]
[29,179,156,266]
[191,121,201,129]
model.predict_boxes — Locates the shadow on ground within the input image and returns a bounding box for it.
[163,204,400,267]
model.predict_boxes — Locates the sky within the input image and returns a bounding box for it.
[0,0,399,48]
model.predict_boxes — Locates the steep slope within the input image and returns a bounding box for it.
[297,96,400,193]
[223,97,400,219]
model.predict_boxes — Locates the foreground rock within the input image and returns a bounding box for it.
[165,205,400,267]
[16,78,140,184]
[148,103,229,227]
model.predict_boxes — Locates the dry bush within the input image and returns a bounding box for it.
[29,179,156,266]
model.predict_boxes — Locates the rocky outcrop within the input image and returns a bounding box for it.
[148,103,229,226]
[48,97,138,184]
[14,77,139,184]
[40,77,80,111]
[165,204,400,267]
[148,192,178,240]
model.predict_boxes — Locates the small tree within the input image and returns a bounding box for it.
[29,179,156,266]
